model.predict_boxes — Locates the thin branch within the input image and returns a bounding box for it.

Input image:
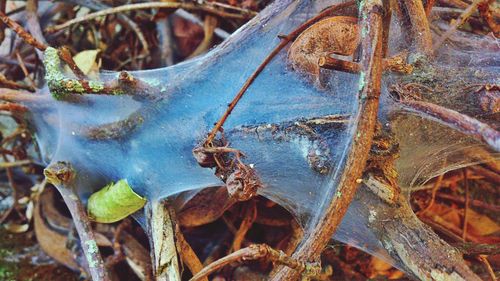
[0,159,31,168]
[462,168,469,240]
[0,73,35,92]
[400,0,433,56]
[204,0,356,146]
[418,168,446,215]
[174,224,207,281]
[433,0,483,50]
[0,10,47,50]
[190,244,322,281]
[46,2,253,33]
[15,51,36,89]
[435,192,500,212]
[44,162,109,281]
[271,0,385,278]
[398,98,500,151]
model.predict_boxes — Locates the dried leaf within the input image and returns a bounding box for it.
[288,16,358,77]
[4,223,29,233]
[67,49,100,76]
[466,208,500,236]
[87,179,147,223]
[369,257,405,280]
[25,200,34,221]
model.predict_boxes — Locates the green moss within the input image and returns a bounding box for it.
[84,240,99,268]
[43,47,115,100]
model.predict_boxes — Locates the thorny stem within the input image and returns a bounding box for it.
[43,161,109,281]
[271,0,385,279]
[204,0,356,146]
[46,1,255,33]
[190,244,324,281]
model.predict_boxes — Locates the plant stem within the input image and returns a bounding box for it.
[271,0,385,279]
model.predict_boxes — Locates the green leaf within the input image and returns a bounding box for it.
[87,179,146,223]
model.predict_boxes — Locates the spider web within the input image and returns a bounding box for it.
[24,0,499,272]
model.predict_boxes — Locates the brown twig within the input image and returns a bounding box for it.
[318,52,413,74]
[433,0,483,50]
[204,0,356,146]
[398,98,500,151]
[435,192,500,212]
[0,74,35,92]
[0,10,47,51]
[271,0,384,278]
[14,51,36,89]
[58,46,88,80]
[43,162,109,281]
[477,0,500,35]
[462,168,469,240]
[399,0,433,56]
[418,168,446,215]
[190,244,322,281]
[46,2,253,34]
[229,200,257,252]
[174,224,207,281]
[478,255,497,281]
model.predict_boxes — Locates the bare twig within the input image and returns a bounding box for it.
[399,0,433,56]
[46,2,253,33]
[204,0,356,146]
[174,224,207,281]
[319,52,413,74]
[478,0,500,35]
[0,159,31,168]
[462,168,469,240]
[272,0,385,278]
[478,255,497,281]
[0,74,35,92]
[398,98,500,151]
[418,168,446,215]
[14,51,36,89]
[0,10,47,50]
[190,244,323,281]
[44,162,109,281]
[435,192,500,212]
[433,0,483,50]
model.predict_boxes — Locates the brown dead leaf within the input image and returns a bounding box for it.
[288,16,358,78]
[369,257,405,280]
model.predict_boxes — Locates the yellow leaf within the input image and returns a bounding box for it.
[72,49,100,75]
[466,209,500,236]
